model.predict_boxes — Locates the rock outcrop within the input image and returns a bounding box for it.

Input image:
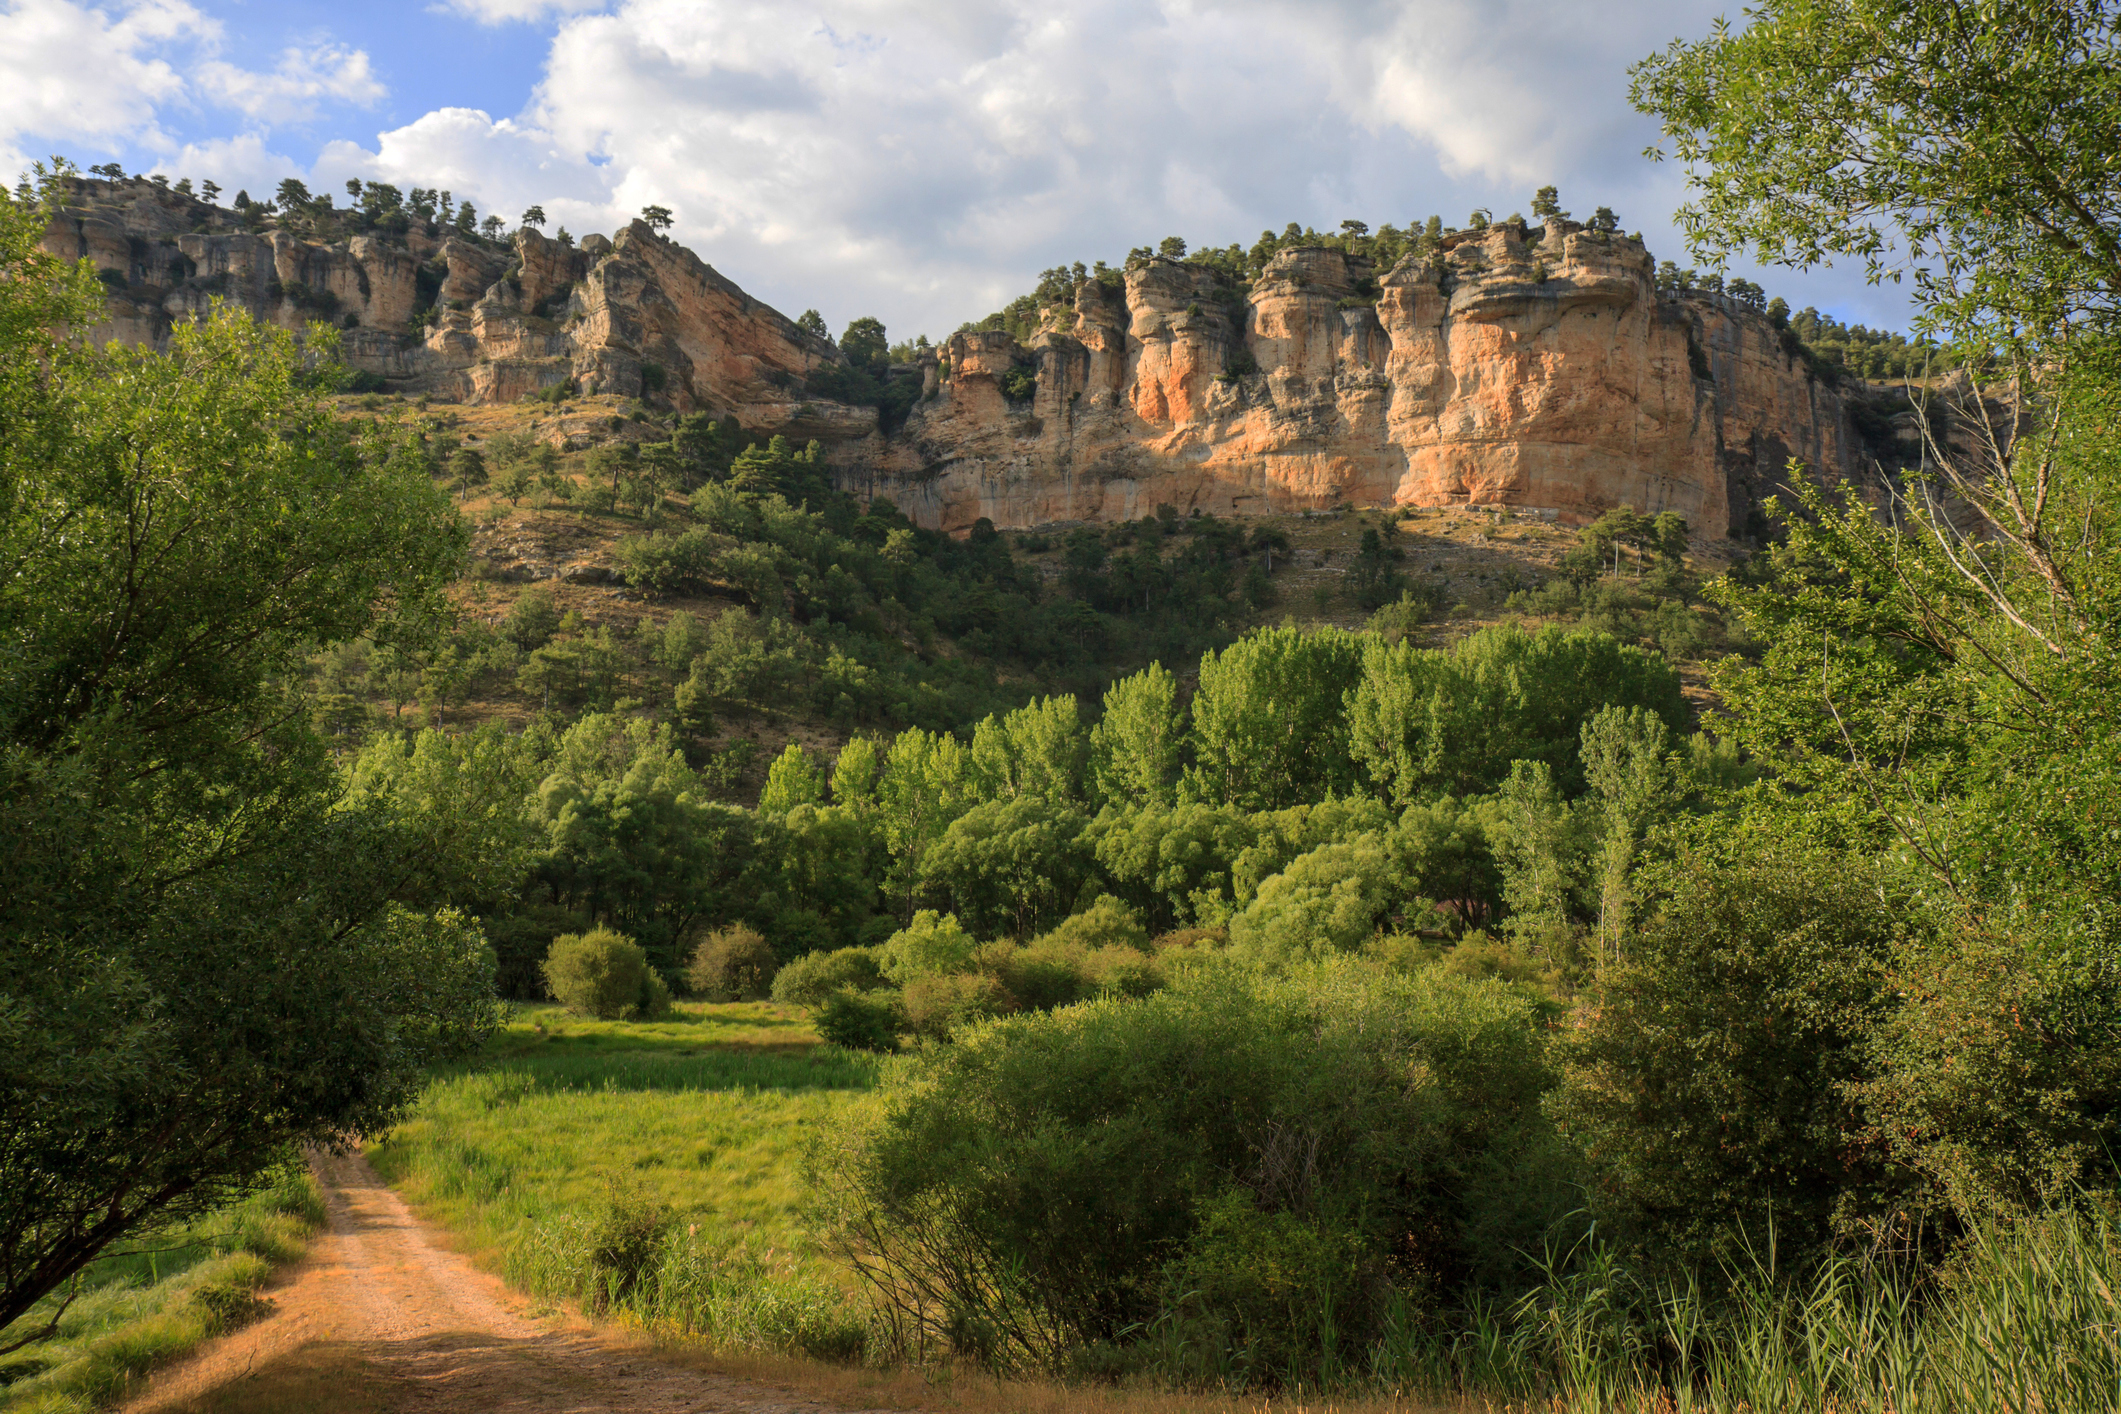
[858,219,1861,537]
[36,176,850,434]
[46,177,1862,536]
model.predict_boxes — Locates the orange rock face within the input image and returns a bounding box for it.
[856,220,1857,537]
[47,178,1852,537]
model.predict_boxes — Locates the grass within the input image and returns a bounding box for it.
[370,1000,881,1359]
[377,999,2121,1413]
[0,1168,326,1414]
[491,999,831,1056]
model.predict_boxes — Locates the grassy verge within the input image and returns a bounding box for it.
[0,1169,327,1414]
[370,1000,879,1359]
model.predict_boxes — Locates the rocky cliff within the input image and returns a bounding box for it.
[45,177,1858,537]
[864,220,1860,537]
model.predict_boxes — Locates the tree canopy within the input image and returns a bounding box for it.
[0,168,495,1330]
[1632,0,2121,349]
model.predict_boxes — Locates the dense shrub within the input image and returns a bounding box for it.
[1551,849,1913,1273]
[901,972,1016,1042]
[1228,832,1429,965]
[876,910,976,983]
[542,927,674,1020]
[1032,894,1148,952]
[771,946,886,1006]
[684,924,778,1000]
[615,527,719,594]
[813,960,1561,1379]
[588,1183,674,1311]
[502,586,561,649]
[815,989,901,1053]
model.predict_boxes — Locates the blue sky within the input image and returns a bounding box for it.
[1,0,1921,342]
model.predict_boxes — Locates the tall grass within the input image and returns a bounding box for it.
[1353,1209,2121,1413]
[0,1168,326,1414]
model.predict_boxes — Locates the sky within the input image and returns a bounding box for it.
[0,0,1920,343]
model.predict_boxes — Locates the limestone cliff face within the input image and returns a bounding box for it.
[38,177,854,442]
[853,218,1858,536]
[48,177,1853,536]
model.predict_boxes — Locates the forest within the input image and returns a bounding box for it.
[3,0,2118,1409]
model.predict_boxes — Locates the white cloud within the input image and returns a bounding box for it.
[0,0,214,173]
[196,42,385,124]
[323,0,1785,339]
[433,0,607,25]
[4,0,1915,335]
[0,0,387,181]
[161,130,308,203]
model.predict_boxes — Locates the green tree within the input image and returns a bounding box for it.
[967,695,1086,804]
[759,742,827,816]
[1611,0,2121,1244]
[1631,0,2121,348]
[521,204,546,227]
[840,316,888,372]
[448,446,488,499]
[1184,626,1366,810]
[1350,526,1404,609]
[1530,185,1565,220]
[1084,801,1257,932]
[1552,851,1910,1272]
[918,796,1089,938]
[1347,623,1685,804]
[0,178,489,1330]
[1088,663,1184,807]
[531,716,755,973]
[640,204,674,233]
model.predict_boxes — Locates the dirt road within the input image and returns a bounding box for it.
[122,1149,893,1414]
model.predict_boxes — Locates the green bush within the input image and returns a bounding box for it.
[615,527,718,594]
[815,989,901,1053]
[813,959,1559,1378]
[589,1182,674,1311]
[685,924,778,1000]
[1551,849,1911,1273]
[876,910,975,983]
[542,927,674,1020]
[901,971,1015,1042]
[503,586,561,649]
[770,946,885,1006]
[1033,894,1148,952]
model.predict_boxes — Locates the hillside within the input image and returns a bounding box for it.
[315,384,1737,812]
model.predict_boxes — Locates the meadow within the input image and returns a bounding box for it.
[369,1001,880,1358]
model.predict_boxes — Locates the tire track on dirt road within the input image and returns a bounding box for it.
[123,1149,895,1414]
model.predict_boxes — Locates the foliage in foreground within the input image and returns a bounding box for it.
[0,169,495,1331]
[812,960,1564,1380]
[0,1169,325,1414]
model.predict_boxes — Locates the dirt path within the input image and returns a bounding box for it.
[122,1150,895,1414]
